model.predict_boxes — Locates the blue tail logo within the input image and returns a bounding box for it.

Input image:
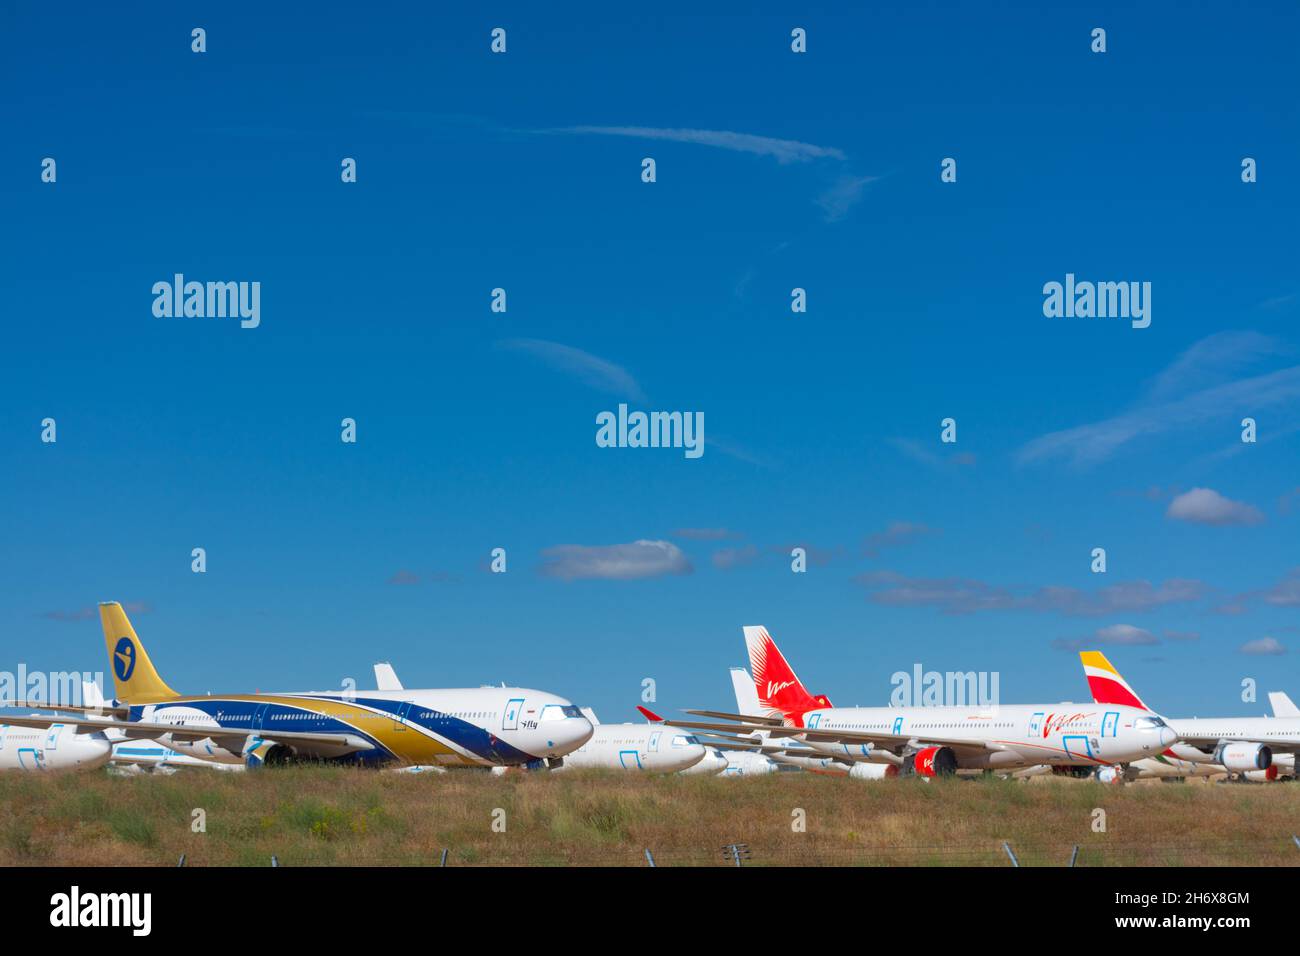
[113,637,136,681]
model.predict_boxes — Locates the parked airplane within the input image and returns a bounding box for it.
[1082,651,1299,781]
[667,626,1177,776]
[3,602,593,770]
[0,720,113,772]
[678,747,729,775]
[718,666,903,776]
[73,681,241,773]
[553,706,705,772]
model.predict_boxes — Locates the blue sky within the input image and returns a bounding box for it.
[2,3,1298,721]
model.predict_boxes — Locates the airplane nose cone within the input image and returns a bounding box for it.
[555,716,593,754]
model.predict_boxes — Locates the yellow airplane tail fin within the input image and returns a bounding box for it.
[99,602,180,702]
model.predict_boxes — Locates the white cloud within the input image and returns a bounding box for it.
[540,540,692,581]
[1019,332,1300,467]
[497,338,645,402]
[1166,488,1264,527]
[553,126,845,164]
[816,173,879,221]
[1240,636,1286,656]
[1094,624,1159,645]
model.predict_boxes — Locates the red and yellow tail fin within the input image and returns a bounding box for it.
[1079,650,1148,711]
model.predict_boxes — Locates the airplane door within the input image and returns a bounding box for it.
[619,749,643,770]
[391,701,412,731]
[1028,712,1044,736]
[45,724,61,751]
[503,698,523,731]
[252,704,269,730]
[1101,711,1119,738]
[648,731,661,752]
[1063,735,1093,761]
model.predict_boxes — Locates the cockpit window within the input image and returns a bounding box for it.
[671,735,698,747]
[1135,716,1166,729]
[540,704,584,721]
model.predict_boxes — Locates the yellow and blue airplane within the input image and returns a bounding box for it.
[7,602,593,769]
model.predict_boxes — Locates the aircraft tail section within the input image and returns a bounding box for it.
[1079,651,1148,711]
[1269,691,1300,718]
[743,626,822,721]
[100,602,180,703]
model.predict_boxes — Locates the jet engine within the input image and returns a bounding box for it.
[1244,766,1280,783]
[903,746,958,777]
[1214,741,1272,772]
[848,762,899,780]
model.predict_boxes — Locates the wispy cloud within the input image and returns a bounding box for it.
[1019,332,1300,467]
[1166,488,1265,527]
[863,521,938,558]
[1221,567,1300,613]
[43,602,150,622]
[1051,623,1159,651]
[1240,636,1286,656]
[887,438,976,469]
[497,338,646,402]
[551,125,845,164]
[539,540,692,581]
[671,527,742,541]
[712,544,761,570]
[816,174,879,221]
[856,570,1206,617]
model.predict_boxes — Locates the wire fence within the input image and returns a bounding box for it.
[162,837,1300,867]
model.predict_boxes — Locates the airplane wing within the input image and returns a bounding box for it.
[1174,732,1300,755]
[0,713,372,758]
[684,708,783,725]
[666,718,1001,755]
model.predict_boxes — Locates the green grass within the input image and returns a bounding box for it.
[1,765,1298,866]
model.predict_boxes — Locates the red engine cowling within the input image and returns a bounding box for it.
[907,746,958,777]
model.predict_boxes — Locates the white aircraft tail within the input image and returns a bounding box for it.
[373,662,403,691]
[580,707,600,726]
[729,667,770,738]
[1269,691,1300,718]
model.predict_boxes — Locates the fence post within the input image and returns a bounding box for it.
[177,854,186,867]
[1068,845,1079,868]
[644,848,656,867]
[440,848,449,867]
[1002,842,1020,867]
[271,855,279,867]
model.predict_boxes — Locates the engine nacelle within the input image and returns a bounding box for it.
[1245,766,1280,783]
[905,746,958,777]
[1214,741,1272,772]
[849,762,899,780]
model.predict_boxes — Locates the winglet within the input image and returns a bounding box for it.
[636,705,665,723]
[1079,651,1148,711]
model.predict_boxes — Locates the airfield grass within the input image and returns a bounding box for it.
[1,766,1298,866]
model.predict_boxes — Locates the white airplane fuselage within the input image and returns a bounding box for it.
[0,723,112,772]
[792,703,1175,770]
[561,724,705,772]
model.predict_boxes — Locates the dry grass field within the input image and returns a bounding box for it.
[2,766,1298,867]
